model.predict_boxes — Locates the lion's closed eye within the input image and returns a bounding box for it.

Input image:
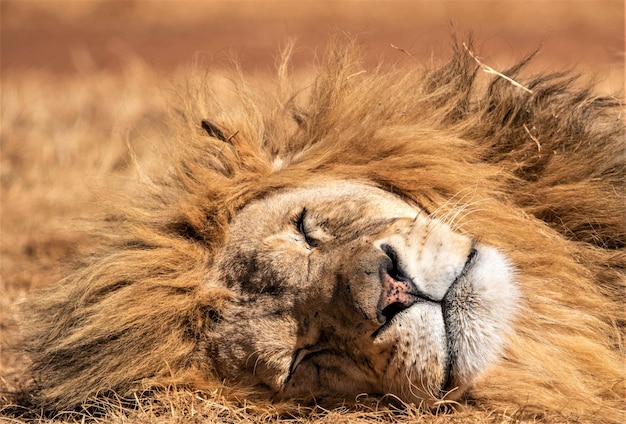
[294,208,318,248]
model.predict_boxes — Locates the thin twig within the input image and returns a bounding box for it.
[390,43,418,64]
[523,124,542,152]
[463,42,533,94]
[226,130,239,142]
[391,43,412,57]
[347,70,367,79]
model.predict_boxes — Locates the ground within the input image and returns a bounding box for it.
[0,1,623,423]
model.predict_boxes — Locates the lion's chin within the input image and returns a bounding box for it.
[375,245,518,403]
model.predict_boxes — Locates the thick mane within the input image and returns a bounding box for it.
[19,41,624,422]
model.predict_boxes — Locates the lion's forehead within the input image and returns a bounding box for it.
[250,180,420,220]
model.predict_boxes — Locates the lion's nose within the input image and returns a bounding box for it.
[377,269,419,324]
[376,244,426,324]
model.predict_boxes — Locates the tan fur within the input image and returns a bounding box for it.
[17,40,624,422]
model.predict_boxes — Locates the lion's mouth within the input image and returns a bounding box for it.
[371,247,479,396]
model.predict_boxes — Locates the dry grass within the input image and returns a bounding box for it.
[0,385,545,424]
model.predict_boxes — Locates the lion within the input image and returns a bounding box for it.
[13,40,624,423]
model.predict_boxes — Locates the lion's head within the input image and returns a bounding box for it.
[15,41,624,423]
[209,179,517,404]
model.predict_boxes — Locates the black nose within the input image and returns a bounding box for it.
[376,244,421,324]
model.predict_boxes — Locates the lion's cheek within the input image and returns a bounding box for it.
[280,351,383,400]
[281,361,322,399]
[209,310,299,392]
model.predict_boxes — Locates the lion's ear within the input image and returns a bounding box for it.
[201,119,228,142]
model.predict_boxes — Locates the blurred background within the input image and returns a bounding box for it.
[1,0,624,91]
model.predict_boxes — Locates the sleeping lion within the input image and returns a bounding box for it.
[14,41,624,423]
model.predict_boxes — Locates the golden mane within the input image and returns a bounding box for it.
[16,40,625,423]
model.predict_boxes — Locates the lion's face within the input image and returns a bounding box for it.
[207,180,518,404]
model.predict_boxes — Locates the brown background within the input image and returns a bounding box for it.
[1,0,624,91]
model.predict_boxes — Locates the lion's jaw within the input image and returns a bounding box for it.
[207,180,518,405]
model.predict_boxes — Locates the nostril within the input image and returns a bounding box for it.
[380,244,412,283]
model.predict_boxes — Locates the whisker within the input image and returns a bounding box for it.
[441,199,489,228]
[429,186,479,222]
[450,215,490,233]
[447,203,491,232]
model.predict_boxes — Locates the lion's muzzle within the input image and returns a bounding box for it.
[376,242,480,326]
